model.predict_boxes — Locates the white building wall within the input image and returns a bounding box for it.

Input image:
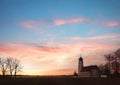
[79,72,91,77]
[79,70,100,77]
[91,69,100,77]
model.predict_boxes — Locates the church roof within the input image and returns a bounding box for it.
[81,65,99,72]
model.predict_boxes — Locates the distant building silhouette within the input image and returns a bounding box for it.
[78,56,100,77]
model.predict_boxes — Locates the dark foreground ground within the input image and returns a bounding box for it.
[0,76,120,85]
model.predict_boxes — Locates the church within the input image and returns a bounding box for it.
[78,57,100,77]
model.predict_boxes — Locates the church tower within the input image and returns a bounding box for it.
[78,57,83,76]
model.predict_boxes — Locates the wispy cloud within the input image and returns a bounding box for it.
[54,17,89,25]
[71,34,120,41]
[105,22,120,27]
[0,41,119,75]
[53,17,120,27]
[95,21,120,27]
[20,20,53,30]
[20,20,39,29]
[20,17,120,30]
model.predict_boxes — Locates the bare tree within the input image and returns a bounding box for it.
[98,64,106,75]
[13,59,22,76]
[114,48,120,74]
[104,48,120,77]
[0,58,8,76]
[7,57,14,75]
[104,54,114,76]
[115,48,120,58]
[0,57,23,76]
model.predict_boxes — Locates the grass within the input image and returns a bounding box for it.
[0,76,120,85]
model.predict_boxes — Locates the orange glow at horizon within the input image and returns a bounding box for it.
[0,41,119,75]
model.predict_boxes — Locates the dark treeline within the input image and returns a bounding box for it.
[99,48,120,77]
[0,57,22,77]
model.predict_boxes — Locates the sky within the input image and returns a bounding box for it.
[0,0,120,75]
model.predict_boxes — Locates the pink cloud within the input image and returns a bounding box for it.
[93,20,120,27]
[20,18,88,29]
[20,17,120,30]
[0,41,119,75]
[20,20,53,30]
[20,20,39,29]
[106,22,120,27]
[54,17,89,25]
[71,34,120,41]
[89,34,120,40]
[54,17,120,27]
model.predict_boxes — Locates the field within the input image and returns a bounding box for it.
[0,76,120,85]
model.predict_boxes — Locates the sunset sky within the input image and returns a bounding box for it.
[0,0,120,75]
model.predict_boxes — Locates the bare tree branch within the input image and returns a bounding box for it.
[0,58,8,76]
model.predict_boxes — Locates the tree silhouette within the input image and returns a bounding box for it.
[98,64,107,75]
[73,71,78,77]
[114,48,120,76]
[13,59,23,76]
[7,57,14,76]
[104,54,114,77]
[104,48,120,77]
[0,58,8,76]
[0,57,23,76]
[115,48,120,58]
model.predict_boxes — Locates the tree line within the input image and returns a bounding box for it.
[99,48,120,77]
[0,57,22,77]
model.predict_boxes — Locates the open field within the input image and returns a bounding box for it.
[0,76,120,85]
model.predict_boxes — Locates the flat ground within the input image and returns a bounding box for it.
[0,76,120,85]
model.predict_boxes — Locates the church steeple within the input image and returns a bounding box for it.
[79,57,83,70]
[78,56,83,76]
[79,57,83,62]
